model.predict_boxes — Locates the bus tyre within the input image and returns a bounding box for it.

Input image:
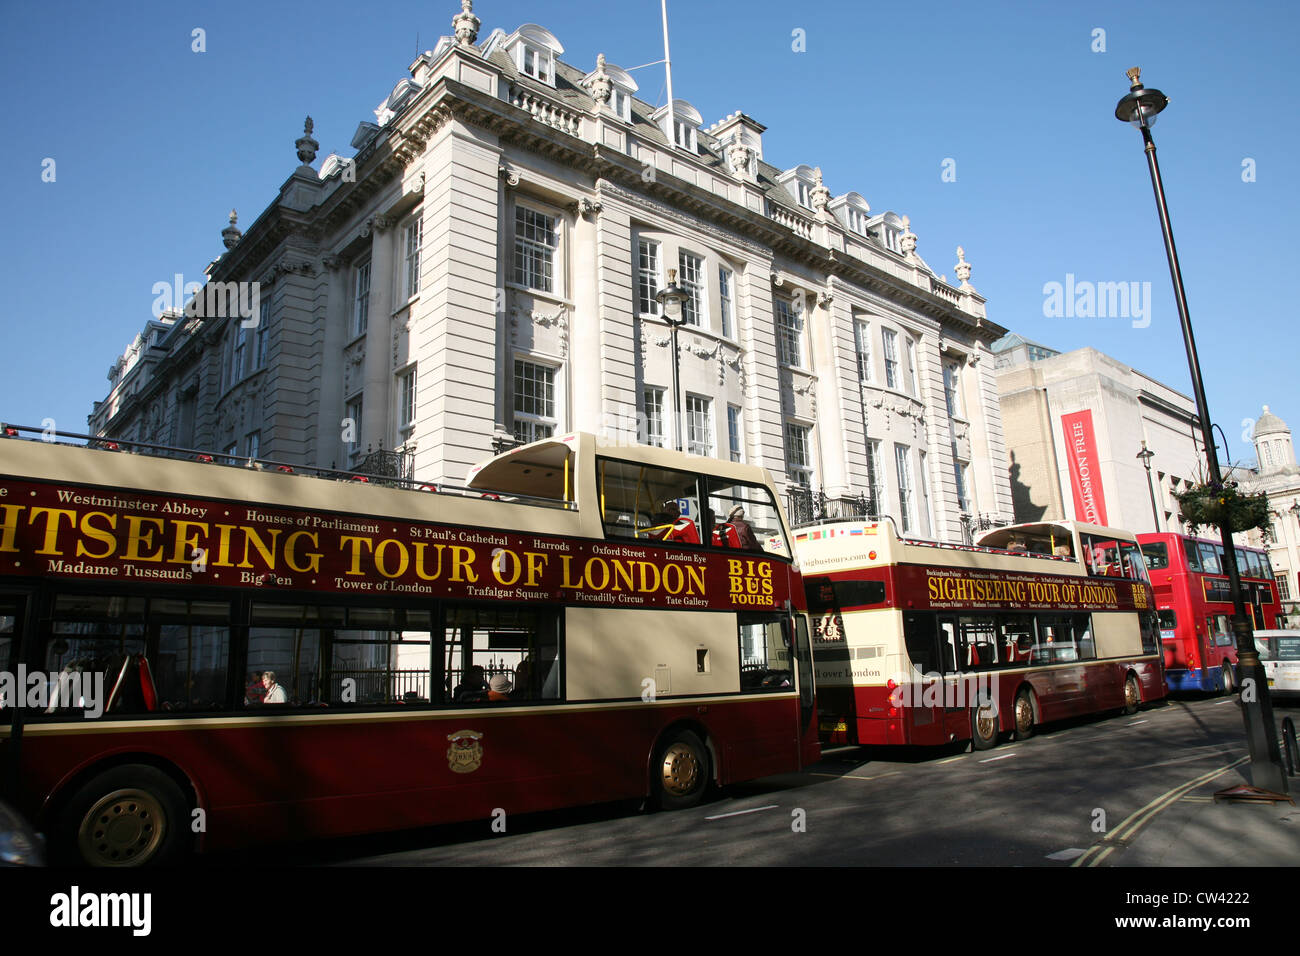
[59,765,190,867]
[970,703,999,751]
[1123,675,1141,716]
[652,730,709,811]
[1012,689,1036,741]
[1220,663,1236,696]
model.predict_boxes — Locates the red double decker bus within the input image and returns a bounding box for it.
[1137,532,1281,693]
[799,520,1165,750]
[0,427,818,865]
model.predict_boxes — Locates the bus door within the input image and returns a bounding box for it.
[936,615,969,742]
[901,612,941,743]
[0,591,32,803]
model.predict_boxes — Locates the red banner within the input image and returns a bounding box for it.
[0,480,791,612]
[1061,409,1108,526]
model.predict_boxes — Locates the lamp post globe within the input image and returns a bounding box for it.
[655,269,689,452]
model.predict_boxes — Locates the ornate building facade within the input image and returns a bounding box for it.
[1243,406,1300,624]
[90,2,1014,540]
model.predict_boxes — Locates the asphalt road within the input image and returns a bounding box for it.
[217,693,1300,867]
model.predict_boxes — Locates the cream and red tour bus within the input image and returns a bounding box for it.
[0,425,817,865]
[797,518,1165,750]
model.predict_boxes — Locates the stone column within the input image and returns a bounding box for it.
[360,217,395,462]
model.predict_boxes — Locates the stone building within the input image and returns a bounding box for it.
[992,335,1220,535]
[1242,406,1300,623]
[90,1,1015,541]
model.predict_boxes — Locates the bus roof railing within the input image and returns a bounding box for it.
[0,422,575,511]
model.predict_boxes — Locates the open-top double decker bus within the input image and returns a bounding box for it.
[0,426,817,865]
[1137,532,1281,693]
[798,519,1164,750]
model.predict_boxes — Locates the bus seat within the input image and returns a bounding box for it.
[137,655,158,712]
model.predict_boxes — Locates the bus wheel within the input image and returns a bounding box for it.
[1123,675,1142,715]
[1220,663,1236,696]
[1012,689,1036,741]
[60,765,189,867]
[970,704,999,751]
[652,731,709,810]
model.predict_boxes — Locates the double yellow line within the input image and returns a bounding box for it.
[1072,755,1249,867]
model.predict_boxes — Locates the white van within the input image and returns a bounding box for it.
[1253,630,1300,697]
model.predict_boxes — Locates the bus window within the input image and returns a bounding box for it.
[1139,613,1159,655]
[958,616,999,670]
[150,598,231,711]
[1140,541,1169,571]
[42,594,149,717]
[1243,550,1263,579]
[1120,542,1150,583]
[1000,615,1036,664]
[0,601,17,705]
[1199,542,1222,575]
[444,605,560,703]
[597,458,703,545]
[324,607,433,705]
[939,619,958,674]
[738,613,792,691]
[1182,538,1203,572]
[1081,534,1129,578]
[247,603,329,706]
[903,613,940,675]
[1157,609,1177,632]
[705,478,790,557]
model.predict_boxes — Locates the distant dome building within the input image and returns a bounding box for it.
[1244,405,1300,624]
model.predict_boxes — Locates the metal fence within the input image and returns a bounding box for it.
[785,487,876,529]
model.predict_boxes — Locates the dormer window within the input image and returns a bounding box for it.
[653,99,703,154]
[612,88,631,121]
[520,44,552,83]
[796,182,812,209]
[847,208,869,236]
[505,24,565,89]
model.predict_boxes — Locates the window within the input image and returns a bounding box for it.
[445,605,560,703]
[404,217,423,299]
[245,431,260,460]
[706,477,791,558]
[637,240,661,315]
[727,405,743,463]
[399,367,417,431]
[678,251,705,327]
[795,181,812,209]
[611,88,631,122]
[775,297,801,367]
[520,45,552,83]
[513,360,556,443]
[514,206,558,293]
[905,336,919,397]
[254,301,270,370]
[345,395,363,464]
[785,423,813,488]
[919,450,933,536]
[953,442,971,512]
[896,444,915,533]
[718,266,735,338]
[1278,574,1292,602]
[1140,541,1170,571]
[642,388,665,448]
[223,442,238,465]
[231,325,247,384]
[686,395,713,457]
[598,457,702,543]
[846,207,869,236]
[854,320,873,383]
[867,439,886,517]
[944,362,961,417]
[353,260,371,337]
[674,119,696,151]
[883,329,899,390]
[738,614,792,691]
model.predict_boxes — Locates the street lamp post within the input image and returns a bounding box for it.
[655,269,689,452]
[1115,68,1287,795]
[1136,441,1160,531]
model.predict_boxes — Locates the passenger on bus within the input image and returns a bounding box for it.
[488,675,513,702]
[261,671,287,704]
[245,671,266,705]
[659,500,700,545]
[454,665,488,702]
[511,660,534,700]
[711,505,760,550]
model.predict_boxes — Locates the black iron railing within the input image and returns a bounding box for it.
[785,487,876,529]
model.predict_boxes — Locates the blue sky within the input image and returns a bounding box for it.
[1,0,1294,466]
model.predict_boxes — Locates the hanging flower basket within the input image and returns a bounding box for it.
[1174,481,1270,535]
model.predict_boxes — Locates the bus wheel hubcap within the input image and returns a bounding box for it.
[79,788,164,866]
[1016,698,1032,733]
[661,744,700,795]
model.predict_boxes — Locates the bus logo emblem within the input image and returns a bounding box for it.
[447,730,484,773]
